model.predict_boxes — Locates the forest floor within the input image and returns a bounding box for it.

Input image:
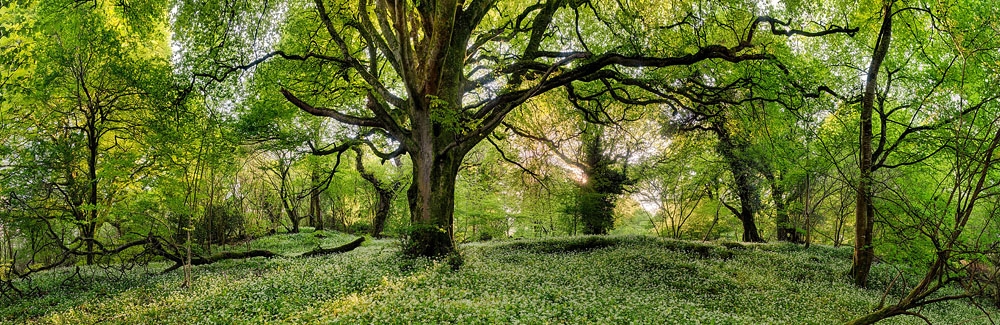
[2,231,996,324]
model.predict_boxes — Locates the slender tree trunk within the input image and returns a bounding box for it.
[314,193,323,231]
[354,147,399,238]
[804,172,811,249]
[278,161,300,234]
[703,204,721,242]
[852,1,893,288]
[844,306,901,325]
[85,112,99,265]
[835,186,850,247]
[310,167,323,231]
[183,226,192,288]
[764,168,797,242]
[207,166,216,254]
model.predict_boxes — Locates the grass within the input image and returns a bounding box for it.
[2,232,994,324]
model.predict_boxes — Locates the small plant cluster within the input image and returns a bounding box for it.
[1,234,993,324]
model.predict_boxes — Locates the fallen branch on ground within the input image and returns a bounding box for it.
[300,237,366,257]
[156,237,366,273]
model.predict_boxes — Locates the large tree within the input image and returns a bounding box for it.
[6,0,172,265]
[839,0,1000,288]
[175,0,856,256]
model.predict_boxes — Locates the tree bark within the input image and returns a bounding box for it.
[370,190,394,238]
[577,130,628,235]
[279,160,300,234]
[763,168,798,242]
[852,1,893,288]
[83,105,101,265]
[713,122,764,242]
[404,145,463,257]
[284,200,300,234]
[310,166,323,231]
[354,147,400,238]
[804,172,811,248]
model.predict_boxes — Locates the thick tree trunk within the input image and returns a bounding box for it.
[773,195,797,242]
[576,131,626,235]
[853,1,893,288]
[737,206,764,242]
[714,123,764,243]
[405,148,462,257]
[730,159,763,242]
[83,223,96,265]
[287,204,300,234]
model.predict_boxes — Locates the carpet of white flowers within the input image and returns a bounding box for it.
[2,232,994,324]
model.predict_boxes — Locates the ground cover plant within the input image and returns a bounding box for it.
[6,0,1000,324]
[2,233,994,324]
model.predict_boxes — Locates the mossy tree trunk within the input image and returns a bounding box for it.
[404,146,464,256]
[577,130,629,235]
[713,121,764,243]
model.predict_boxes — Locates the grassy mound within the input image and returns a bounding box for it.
[2,233,993,324]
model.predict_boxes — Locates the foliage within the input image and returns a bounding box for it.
[1,234,993,324]
[4,0,1000,321]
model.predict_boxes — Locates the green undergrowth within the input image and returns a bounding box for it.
[2,233,994,324]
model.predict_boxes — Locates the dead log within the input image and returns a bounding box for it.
[162,250,280,275]
[157,237,365,273]
[300,237,365,257]
[195,250,278,265]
